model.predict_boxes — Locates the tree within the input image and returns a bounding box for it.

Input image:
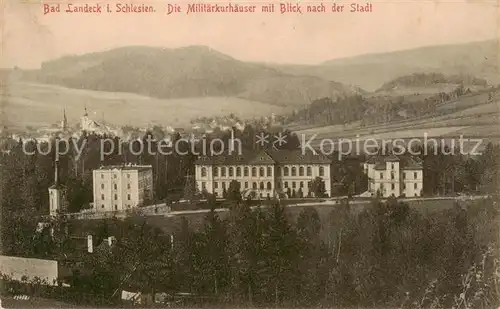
[310,177,326,198]
[227,180,242,202]
[183,174,199,202]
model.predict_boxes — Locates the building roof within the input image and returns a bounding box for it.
[195,149,332,165]
[96,165,153,172]
[367,155,423,170]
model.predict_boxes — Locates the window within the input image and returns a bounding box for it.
[319,167,324,177]
[391,183,395,190]
[300,181,304,188]
[114,183,117,190]
[260,167,265,177]
[114,205,118,210]
[221,167,226,177]
[277,166,281,176]
[402,184,406,190]
[114,194,118,200]
[252,182,257,189]
[291,167,297,176]
[244,167,249,177]
[292,182,296,189]
[101,184,105,189]
[267,182,272,190]
[260,182,264,190]
[267,167,272,177]
[299,167,304,176]
[229,167,234,177]
[222,182,226,190]
[127,184,131,189]
[380,172,383,179]
[101,205,104,208]
[391,163,394,170]
[252,167,257,177]
[202,182,206,190]
[214,182,219,189]
[284,181,288,188]
[201,167,207,177]
[236,167,241,177]
[414,183,418,189]
[414,172,418,179]
[127,194,131,200]
[284,167,289,176]
[101,194,105,200]
[114,174,117,179]
[214,167,219,177]
[307,167,312,176]
[403,172,406,180]
[391,172,394,180]
[245,182,249,189]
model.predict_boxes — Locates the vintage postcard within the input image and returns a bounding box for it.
[0,0,499,308]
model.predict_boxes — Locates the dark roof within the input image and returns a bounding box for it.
[49,184,66,190]
[267,149,332,164]
[195,149,332,165]
[97,165,152,172]
[399,156,423,170]
[367,155,423,170]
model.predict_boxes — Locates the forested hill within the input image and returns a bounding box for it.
[18,46,359,108]
[376,73,489,92]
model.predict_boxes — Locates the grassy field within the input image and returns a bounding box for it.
[1,82,287,130]
[291,91,500,147]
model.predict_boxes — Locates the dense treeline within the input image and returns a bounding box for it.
[287,85,496,127]
[28,197,500,308]
[377,73,488,92]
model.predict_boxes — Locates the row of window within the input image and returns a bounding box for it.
[379,183,419,190]
[100,204,132,210]
[101,183,132,190]
[101,193,132,200]
[379,172,419,179]
[100,173,132,179]
[202,180,312,191]
[201,166,325,178]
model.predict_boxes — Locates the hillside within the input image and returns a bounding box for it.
[19,46,358,108]
[374,72,490,94]
[272,39,499,91]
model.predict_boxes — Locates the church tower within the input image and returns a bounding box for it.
[81,105,90,131]
[48,159,68,216]
[60,109,68,131]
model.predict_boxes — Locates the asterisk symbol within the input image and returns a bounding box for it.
[273,132,288,150]
[255,132,269,147]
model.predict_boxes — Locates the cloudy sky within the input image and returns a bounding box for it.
[2,0,498,68]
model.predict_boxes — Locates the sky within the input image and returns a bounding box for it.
[1,0,499,68]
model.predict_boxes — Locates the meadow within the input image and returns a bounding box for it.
[1,82,287,130]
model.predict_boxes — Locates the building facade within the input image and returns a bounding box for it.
[49,160,68,216]
[92,165,154,212]
[363,155,423,198]
[195,149,332,198]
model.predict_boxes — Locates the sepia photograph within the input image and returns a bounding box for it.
[0,0,499,308]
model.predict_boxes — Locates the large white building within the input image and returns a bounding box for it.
[195,149,333,198]
[363,154,423,198]
[92,165,154,212]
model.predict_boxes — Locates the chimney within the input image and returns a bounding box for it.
[87,235,93,253]
[54,159,59,186]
